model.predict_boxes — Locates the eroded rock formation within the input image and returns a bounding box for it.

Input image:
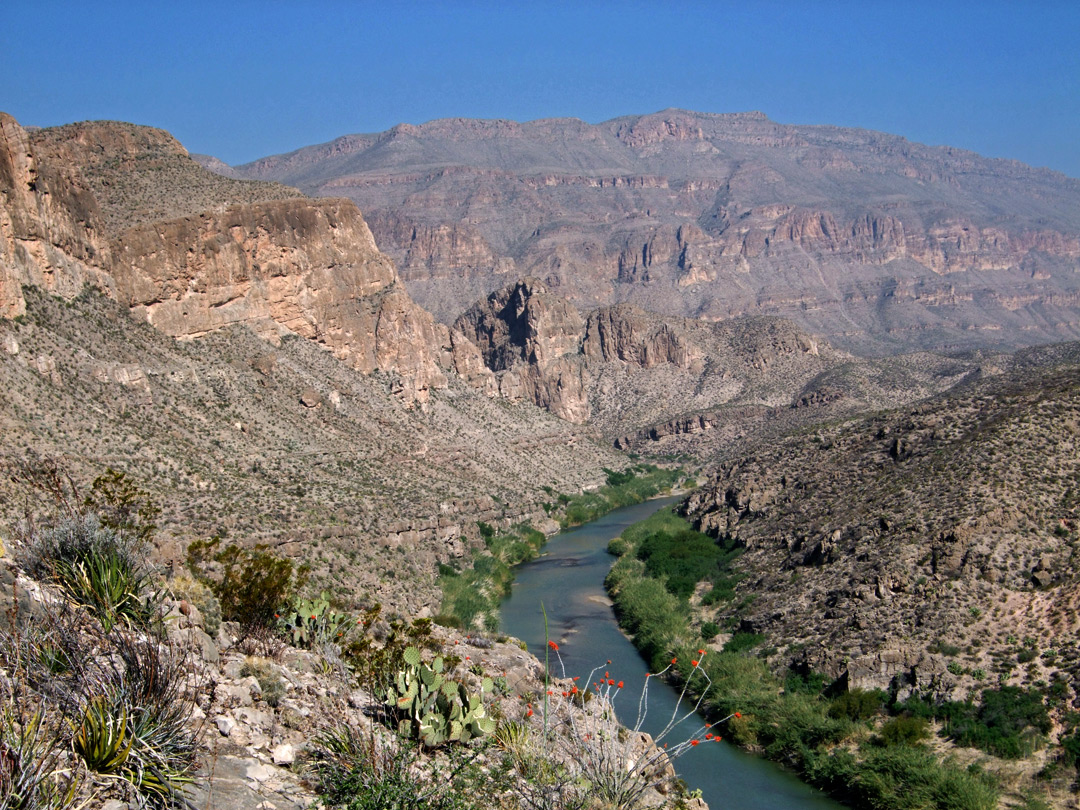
[0,113,483,405]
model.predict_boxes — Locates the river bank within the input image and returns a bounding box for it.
[436,464,684,630]
[604,504,1002,810]
[500,496,846,810]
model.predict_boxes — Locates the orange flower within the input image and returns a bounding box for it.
[526,709,533,717]
[734,712,742,718]
[607,679,615,685]
[698,648,705,654]
[671,658,677,664]
[572,676,580,681]
[690,739,699,746]
[705,733,713,739]
[548,640,559,651]
[691,660,699,667]
[617,681,624,688]
[715,737,722,742]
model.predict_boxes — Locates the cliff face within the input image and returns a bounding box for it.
[226,109,1080,353]
[0,113,475,405]
[0,113,113,318]
[110,198,450,402]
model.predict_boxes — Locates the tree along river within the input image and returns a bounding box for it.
[500,496,844,810]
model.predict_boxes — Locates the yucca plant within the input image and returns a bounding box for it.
[14,515,156,632]
[72,695,131,775]
[57,549,155,632]
[0,703,80,810]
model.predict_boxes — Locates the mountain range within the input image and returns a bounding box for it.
[215,109,1080,355]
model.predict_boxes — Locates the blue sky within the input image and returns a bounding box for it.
[4,0,1078,176]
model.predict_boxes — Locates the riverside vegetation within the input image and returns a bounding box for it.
[0,460,708,810]
[605,505,1080,810]
[437,464,683,631]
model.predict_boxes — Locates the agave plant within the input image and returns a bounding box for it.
[72,694,132,775]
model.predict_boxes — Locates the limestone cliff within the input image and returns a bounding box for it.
[110,198,449,402]
[0,113,484,405]
[456,278,590,422]
[0,113,114,318]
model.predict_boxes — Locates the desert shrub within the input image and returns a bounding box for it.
[723,632,765,654]
[82,468,160,545]
[943,687,1051,758]
[186,536,308,632]
[828,689,887,721]
[700,621,720,641]
[13,515,155,631]
[168,573,222,636]
[308,723,473,810]
[240,657,286,707]
[876,715,931,747]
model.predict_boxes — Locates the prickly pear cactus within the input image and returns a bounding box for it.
[279,591,354,649]
[385,646,494,747]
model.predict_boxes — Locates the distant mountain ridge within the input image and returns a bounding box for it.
[213,109,1080,353]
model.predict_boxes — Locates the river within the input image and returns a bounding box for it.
[500,496,844,810]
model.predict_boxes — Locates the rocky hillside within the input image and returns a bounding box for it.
[0,287,625,616]
[1,112,495,406]
[0,112,639,616]
[220,110,1080,354]
[454,277,985,461]
[680,342,1080,701]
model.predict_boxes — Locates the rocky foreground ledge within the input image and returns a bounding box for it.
[0,550,708,810]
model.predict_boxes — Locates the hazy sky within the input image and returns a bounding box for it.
[4,0,1078,176]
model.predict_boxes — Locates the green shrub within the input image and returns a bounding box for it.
[558,465,681,528]
[700,621,720,641]
[723,632,765,654]
[876,715,931,747]
[186,536,308,632]
[828,689,887,721]
[943,687,1051,759]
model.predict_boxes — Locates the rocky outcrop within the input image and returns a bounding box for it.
[455,278,590,421]
[583,304,703,371]
[0,113,113,318]
[0,113,493,406]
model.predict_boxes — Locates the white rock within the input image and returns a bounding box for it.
[245,762,272,782]
[214,714,236,736]
[272,743,296,766]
